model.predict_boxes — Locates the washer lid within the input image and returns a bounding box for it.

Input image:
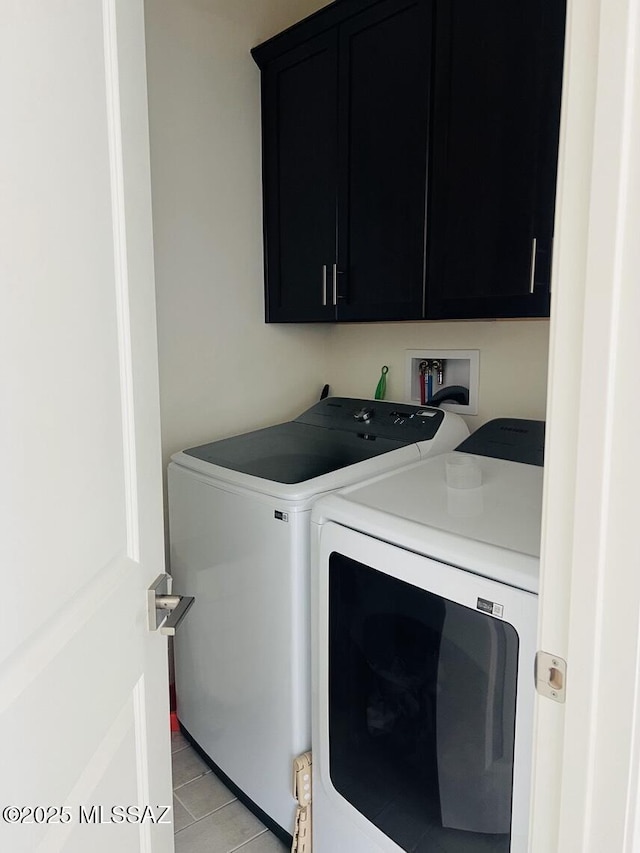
[181,397,447,485]
[182,421,409,484]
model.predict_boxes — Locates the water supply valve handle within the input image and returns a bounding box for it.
[418,360,428,406]
[432,359,444,385]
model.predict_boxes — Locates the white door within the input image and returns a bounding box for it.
[0,2,173,852]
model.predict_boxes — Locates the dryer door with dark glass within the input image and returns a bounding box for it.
[315,522,538,853]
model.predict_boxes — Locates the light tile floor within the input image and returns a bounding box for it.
[172,731,289,853]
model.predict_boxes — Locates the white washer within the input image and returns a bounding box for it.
[168,397,468,840]
[311,419,545,853]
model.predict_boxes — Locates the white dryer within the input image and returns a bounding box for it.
[168,397,468,841]
[311,419,545,853]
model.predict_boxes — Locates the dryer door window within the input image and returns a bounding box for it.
[328,552,518,852]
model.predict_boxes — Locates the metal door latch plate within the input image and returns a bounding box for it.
[535,651,567,703]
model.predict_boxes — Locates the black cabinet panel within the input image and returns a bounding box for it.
[337,0,432,321]
[262,34,338,321]
[253,0,566,323]
[427,0,566,319]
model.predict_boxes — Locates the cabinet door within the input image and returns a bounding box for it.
[336,0,433,321]
[262,33,338,322]
[427,0,566,319]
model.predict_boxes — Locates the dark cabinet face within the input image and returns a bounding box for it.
[262,34,338,322]
[253,0,566,323]
[336,0,432,321]
[259,0,432,323]
[427,0,566,319]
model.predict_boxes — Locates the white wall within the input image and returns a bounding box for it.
[146,0,551,469]
[145,0,334,466]
[325,320,550,428]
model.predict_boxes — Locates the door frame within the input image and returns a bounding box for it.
[532,0,640,848]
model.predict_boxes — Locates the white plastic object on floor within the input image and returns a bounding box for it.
[292,751,312,853]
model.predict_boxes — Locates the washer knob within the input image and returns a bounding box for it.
[353,407,374,423]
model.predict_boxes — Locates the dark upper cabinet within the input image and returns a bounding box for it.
[260,32,338,322]
[254,0,432,323]
[427,0,566,319]
[336,0,432,320]
[252,0,566,323]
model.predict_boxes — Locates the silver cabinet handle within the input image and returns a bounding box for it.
[147,573,194,636]
[322,265,327,306]
[332,263,338,306]
[529,237,537,294]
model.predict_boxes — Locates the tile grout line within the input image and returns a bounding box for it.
[172,769,213,792]
[174,788,238,822]
[226,826,270,852]
[173,798,243,835]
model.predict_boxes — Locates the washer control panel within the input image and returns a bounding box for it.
[353,407,374,423]
[298,397,446,442]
